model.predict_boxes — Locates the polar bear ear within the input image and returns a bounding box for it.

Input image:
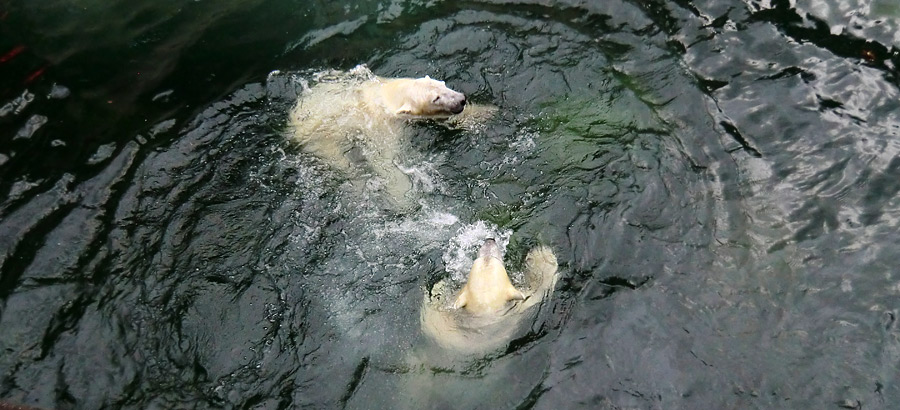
[506,286,526,302]
[452,288,469,309]
[424,75,431,80]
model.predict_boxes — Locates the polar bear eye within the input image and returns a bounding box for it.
[432,96,441,103]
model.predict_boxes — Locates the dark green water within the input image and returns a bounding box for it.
[2,0,899,408]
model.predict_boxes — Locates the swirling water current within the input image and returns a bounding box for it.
[1,0,899,409]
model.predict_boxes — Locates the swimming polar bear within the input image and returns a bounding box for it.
[421,238,559,354]
[288,65,495,209]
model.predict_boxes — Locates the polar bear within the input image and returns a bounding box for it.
[360,75,466,117]
[421,238,559,353]
[288,65,493,209]
[452,238,525,313]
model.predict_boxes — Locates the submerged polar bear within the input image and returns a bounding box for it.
[288,65,494,208]
[421,239,559,353]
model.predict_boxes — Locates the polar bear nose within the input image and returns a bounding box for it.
[450,95,466,114]
[478,238,502,259]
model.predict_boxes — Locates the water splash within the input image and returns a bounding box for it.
[442,220,512,282]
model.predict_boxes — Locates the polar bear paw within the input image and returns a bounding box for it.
[521,246,559,308]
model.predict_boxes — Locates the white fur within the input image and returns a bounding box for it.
[452,239,525,314]
[421,241,559,353]
[288,66,474,208]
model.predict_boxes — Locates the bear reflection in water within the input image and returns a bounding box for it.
[421,239,559,354]
[288,65,495,210]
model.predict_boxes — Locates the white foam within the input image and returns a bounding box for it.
[375,207,460,247]
[511,129,537,153]
[396,159,443,194]
[427,210,459,226]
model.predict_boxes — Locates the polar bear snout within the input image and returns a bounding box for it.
[477,238,502,260]
[431,89,466,115]
[446,93,466,114]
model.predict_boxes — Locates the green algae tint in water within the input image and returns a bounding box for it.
[1,0,900,409]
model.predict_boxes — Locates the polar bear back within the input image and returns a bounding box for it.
[289,79,397,144]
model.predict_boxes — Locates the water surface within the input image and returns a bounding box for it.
[1,0,899,408]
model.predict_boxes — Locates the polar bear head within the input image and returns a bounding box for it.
[376,76,467,117]
[420,239,559,353]
[452,238,525,315]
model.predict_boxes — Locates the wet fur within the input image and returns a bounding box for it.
[421,242,558,353]
[288,66,471,209]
